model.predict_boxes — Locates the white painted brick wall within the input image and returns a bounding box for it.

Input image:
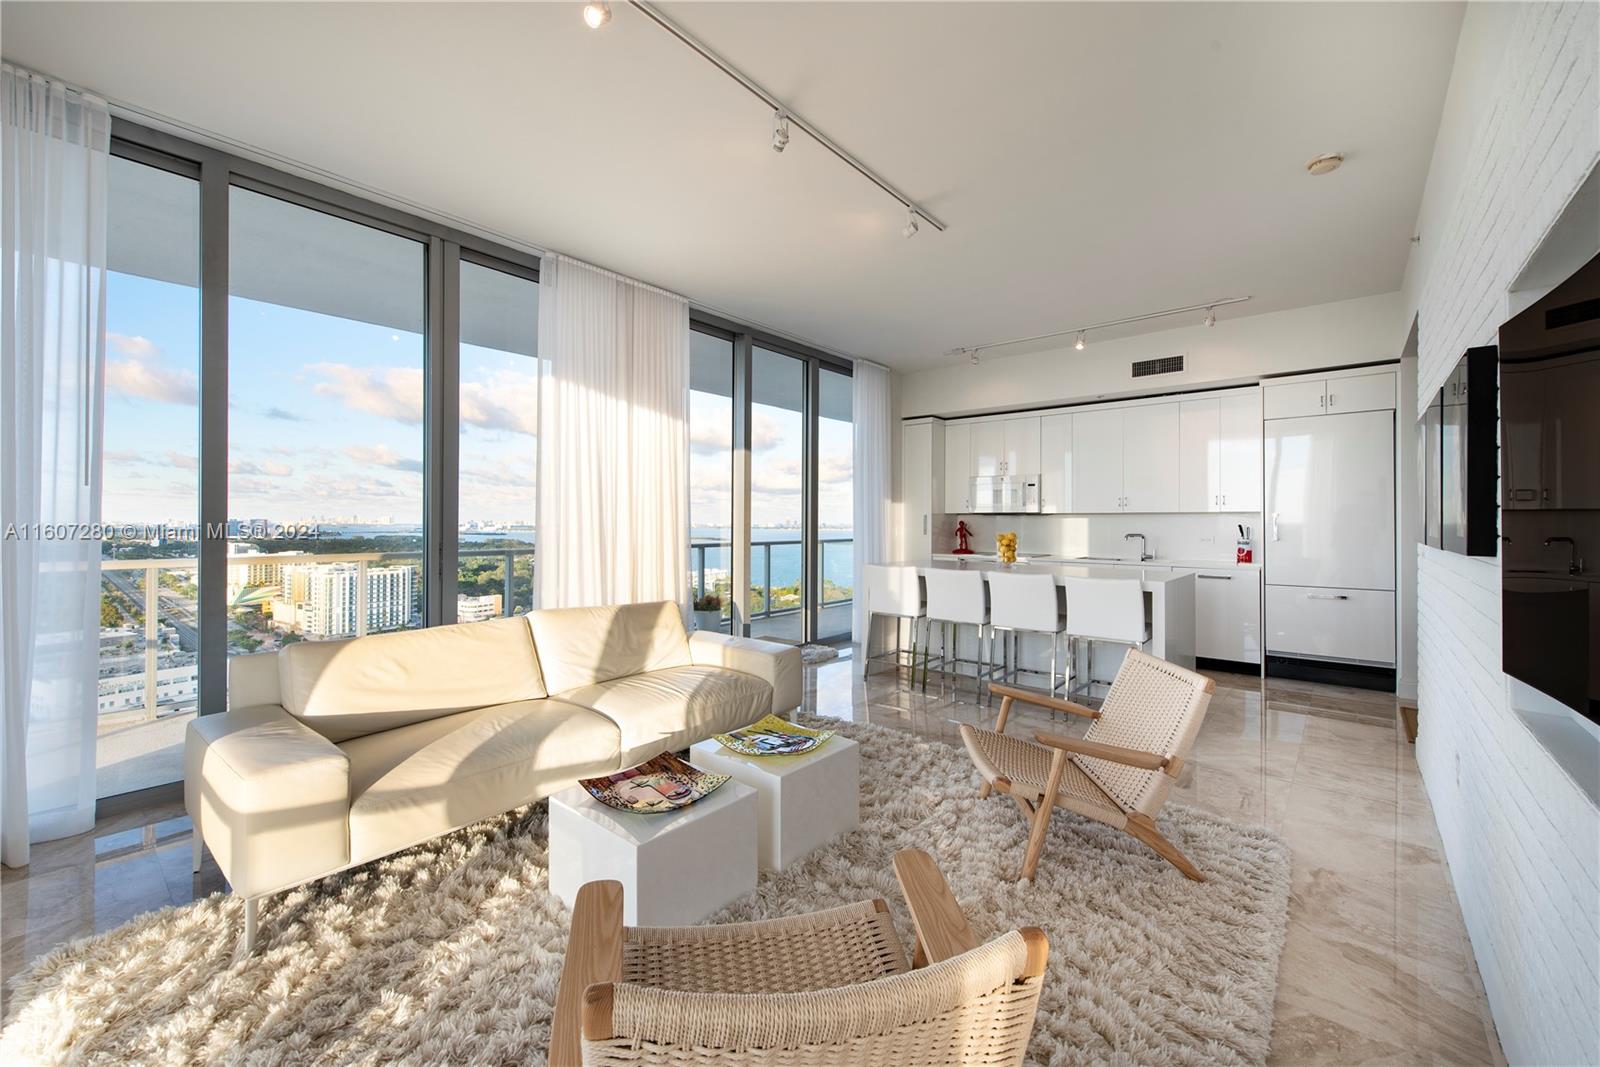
[1412,4,1600,1065]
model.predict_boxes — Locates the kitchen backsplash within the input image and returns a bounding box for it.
[941,511,1259,563]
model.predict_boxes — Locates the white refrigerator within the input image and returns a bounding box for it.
[1263,409,1396,666]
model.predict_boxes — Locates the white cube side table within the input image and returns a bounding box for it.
[548,779,757,926]
[688,735,860,872]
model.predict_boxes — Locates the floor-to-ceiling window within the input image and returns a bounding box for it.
[749,347,808,642]
[815,365,854,641]
[457,257,539,619]
[97,120,857,798]
[97,152,202,797]
[689,327,735,632]
[226,187,428,658]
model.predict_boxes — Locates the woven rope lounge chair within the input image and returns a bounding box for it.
[550,848,1048,1067]
[960,649,1215,882]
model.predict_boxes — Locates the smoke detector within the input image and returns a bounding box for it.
[1306,153,1344,176]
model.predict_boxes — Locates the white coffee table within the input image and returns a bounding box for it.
[689,733,860,872]
[548,778,757,926]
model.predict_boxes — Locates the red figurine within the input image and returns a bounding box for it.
[952,520,975,555]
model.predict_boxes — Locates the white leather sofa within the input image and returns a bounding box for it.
[185,601,800,952]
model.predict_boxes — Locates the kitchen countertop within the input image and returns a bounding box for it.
[899,558,1194,584]
[931,553,1261,571]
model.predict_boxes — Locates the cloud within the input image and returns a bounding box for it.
[104,450,145,466]
[106,357,199,406]
[307,362,424,424]
[461,463,536,489]
[460,370,538,435]
[818,453,854,485]
[165,452,198,471]
[345,444,423,473]
[689,414,785,455]
[107,333,160,360]
[230,458,293,477]
[263,406,305,422]
[751,413,785,452]
[689,422,731,456]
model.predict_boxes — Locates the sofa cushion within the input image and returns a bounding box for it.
[525,601,692,695]
[559,666,772,767]
[278,616,547,742]
[341,697,620,863]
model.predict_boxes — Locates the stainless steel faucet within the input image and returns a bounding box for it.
[1544,536,1584,575]
[1124,532,1152,562]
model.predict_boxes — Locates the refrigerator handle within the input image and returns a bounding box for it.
[1270,512,1281,541]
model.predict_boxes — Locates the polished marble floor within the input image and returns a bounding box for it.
[2,656,1506,1064]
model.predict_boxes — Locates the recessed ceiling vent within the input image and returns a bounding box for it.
[1131,355,1185,378]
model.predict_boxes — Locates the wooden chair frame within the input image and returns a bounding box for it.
[980,682,1208,882]
[550,848,1047,1067]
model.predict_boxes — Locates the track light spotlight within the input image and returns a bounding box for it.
[1074,332,1086,351]
[1203,307,1216,327]
[969,349,980,366]
[771,110,790,154]
[902,207,920,239]
[582,2,611,29]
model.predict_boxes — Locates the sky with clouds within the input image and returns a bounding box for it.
[103,276,850,533]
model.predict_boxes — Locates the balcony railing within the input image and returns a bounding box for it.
[689,538,853,624]
[98,546,536,725]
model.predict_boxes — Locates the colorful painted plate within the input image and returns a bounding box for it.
[580,753,730,814]
[713,714,834,757]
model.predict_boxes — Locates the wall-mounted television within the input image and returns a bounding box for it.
[1417,346,1497,556]
[1499,249,1600,724]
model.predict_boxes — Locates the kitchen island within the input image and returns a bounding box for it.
[876,558,1196,676]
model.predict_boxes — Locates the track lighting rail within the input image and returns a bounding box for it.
[626,0,946,232]
[955,296,1252,361]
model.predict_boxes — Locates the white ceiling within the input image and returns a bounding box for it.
[1,1,1465,369]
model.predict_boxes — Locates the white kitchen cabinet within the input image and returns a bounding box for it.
[1120,403,1180,512]
[1217,391,1261,511]
[1038,413,1073,514]
[901,421,934,558]
[1184,567,1261,665]
[1072,408,1125,512]
[1265,585,1396,666]
[1265,372,1395,420]
[970,421,1006,477]
[1325,372,1396,414]
[943,421,970,513]
[1002,417,1041,476]
[1263,379,1327,419]
[1179,399,1221,513]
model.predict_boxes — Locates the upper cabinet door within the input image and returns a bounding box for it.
[943,421,971,513]
[970,420,1006,477]
[1038,413,1072,514]
[1324,372,1395,414]
[1072,408,1125,512]
[1121,403,1181,512]
[1002,417,1041,476]
[1179,398,1221,512]
[1263,379,1327,419]
[1217,391,1262,511]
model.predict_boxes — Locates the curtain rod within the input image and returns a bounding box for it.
[627,0,946,232]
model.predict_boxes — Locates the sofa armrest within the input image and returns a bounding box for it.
[185,704,350,898]
[687,631,802,713]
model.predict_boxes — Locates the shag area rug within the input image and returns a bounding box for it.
[2,716,1291,1066]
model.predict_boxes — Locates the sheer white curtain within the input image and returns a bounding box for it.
[536,255,690,611]
[851,360,892,646]
[2,66,109,867]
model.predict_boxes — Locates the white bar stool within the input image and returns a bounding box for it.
[986,571,1069,696]
[860,564,925,678]
[919,569,992,698]
[1062,576,1150,702]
